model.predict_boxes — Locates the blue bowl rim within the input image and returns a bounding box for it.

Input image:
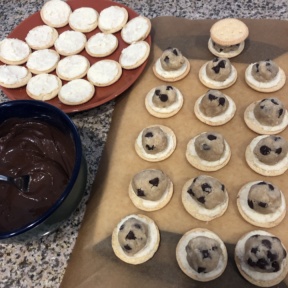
[0,100,82,239]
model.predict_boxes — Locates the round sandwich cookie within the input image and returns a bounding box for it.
[199,57,237,89]
[0,65,32,88]
[182,175,229,221]
[112,214,160,265]
[237,180,286,228]
[153,47,190,82]
[121,15,151,44]
[245,134,288,176]
[0,38,31,65]
[69,7,99,33]
[145,85,184,118]
[119,41,150,70]
[194,89,236,126]
[186,131,231,172]
[129,169,173,211]
[245,59,286,93]
[25,25,58,50]
[208,18,249,58]
[98,5,128,34]
[135,124,176,162]
[244,97,288,135]
[26,73,62,101]
[56,55,90,81]
[235,230,288,287]
[40,0,71,28]
[26,49,60,74]
[85,33,118,57]
[176,228,228,282]
[87,59,122,87]
[58,79,95,105]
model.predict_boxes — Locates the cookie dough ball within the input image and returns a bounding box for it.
[212,42,241,54]
[152,85,177,108]
[160,47,185,71]
[141,126,168,154]
[251,60,279,83]
[206,57,232,81]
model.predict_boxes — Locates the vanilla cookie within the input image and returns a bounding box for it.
[111,214,160,265]
[25,25,58,50]
[26,73,62,101]
[87,60,122,87]
[245,59,286,93]
[194,90,236,126]
[244,98,288,134]
[129,169,173,211]
[135,125,176,162]
[176,228,228,282]
[235,230,288,287]
[145,85,184,118]
[54,30,87,56]
[69,7,98,33]
[0,38,31,65]
[0,65,32,88]
[85,32,118,57]
[26,49,60,74]
[58,79,95,105]
[237,181,286,228]
[40,0,71,28]
[119,41,150,69]
[121,15,151,44]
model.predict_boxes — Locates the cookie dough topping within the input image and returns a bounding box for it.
[212,42,240,54]
[152,85,177,108]
[251,60,279,83]
[206,57,232,81]
[160,47,185,71]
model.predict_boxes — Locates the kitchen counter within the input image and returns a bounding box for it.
[0,0,288,287]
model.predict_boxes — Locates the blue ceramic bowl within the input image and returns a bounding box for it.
[0,100,87,242]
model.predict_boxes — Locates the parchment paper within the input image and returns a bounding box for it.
[61,17,288,288]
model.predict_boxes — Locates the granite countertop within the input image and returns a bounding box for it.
[0,0,288,287]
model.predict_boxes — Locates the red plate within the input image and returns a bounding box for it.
[0,0,151,113]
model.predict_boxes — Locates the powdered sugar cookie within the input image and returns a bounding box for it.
[69,7,98,33]
[0,65,32,88]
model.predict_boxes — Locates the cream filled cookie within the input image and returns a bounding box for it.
[129,169,173,211]
[25,25,58,50]
[194,89,236,126]
[186,132,231,171]
[153,47,190,82]
[237,181,286,228]
[245,59,286,93]
[0,65,32,88]
[26,49,60,74]
[69,7,98,33]
[0,38,31,65]
[40,0,71,28]
[182,175,228,221]
[85,33,118,57]
[58,79,95,105]
[176,228,228,282]
[26,73,62,101]
[121,15,151,44]
[145,85,184,118]
[98,5,128,34]
[87,60,122,87]
[235,230,288,287]
[199,57,237,89]
[119,41,150,69]
[111,214,160,265]
[245,135,288,176]
[56,55,90,81]
[135,125,176,162]
[244,98,288,134]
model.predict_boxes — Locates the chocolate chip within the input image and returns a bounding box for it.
[197,196,205,204]
[137,188,145,197]
[278,108,284,118]
[260,145,271,155]
[212,65,221,74]
[198,267,206,273]
[146,144,155,151]
[201,183,212,193]
[213,57,219,62]
[166,86,173,90]
[207,134,217,141]
[248,199,254,209]
[262,239,272,249]
[201,249,210,259]
[255,63,260,73]
[159,94,168,102]
[219,97,226,106]
[275,147,282,155]
[268,184,274,191]
[221,184,225,191]
[272,261,280,272]
[271,99,279,105]
[145,132,153,138]
[208,93,218,101]
[172,49,178,56]
[149,177,159,187]
[126,230,136,240]
[202,143,210,151]
[267,250,277,262]
[219,48,223,52]
[193,177,198,183]
[134,223,141,229]
[120,224,124,231]
[266,61,271,66]
[257,258,268,269]
[187,188,195,196]
[212,246,218,251]
[251,247,258,254]
[218,60,226,68]
[247,257,256,267]
[155,89,160,96]
[164,56,169,63]
[258,201,268,208]
[124,244,132,251]
[257,181,267,186]
[274,136,281,141]
[260,105,265,109]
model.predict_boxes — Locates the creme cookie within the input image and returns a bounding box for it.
[244,98,288,134]
[235,230,288,287]
[0,65,32,88]
[194,89,236,126]
[182,175,229,221]
[135,124,176,162]
[111,214,160,265]
[145,85,184,118]
[129,169,173,211]
[176,228,228,282]
[237,181,286,228]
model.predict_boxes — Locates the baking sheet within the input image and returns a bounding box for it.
[60,17,288,288]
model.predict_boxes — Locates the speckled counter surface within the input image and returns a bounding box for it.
[0,0,288,287]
